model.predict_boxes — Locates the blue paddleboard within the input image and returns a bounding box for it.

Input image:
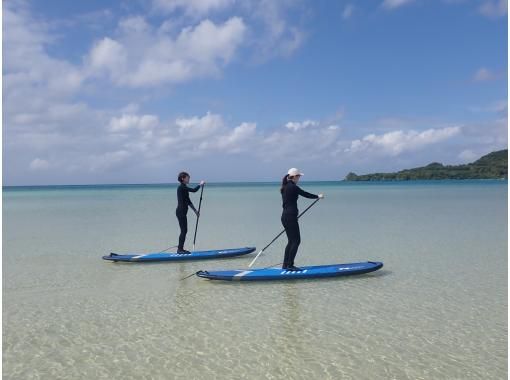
[103,247,256,262]
[196,261,383,281]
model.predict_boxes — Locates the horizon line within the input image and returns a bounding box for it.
[2,179,345,188]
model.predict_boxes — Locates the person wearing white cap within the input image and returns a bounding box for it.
[280,168,324,270]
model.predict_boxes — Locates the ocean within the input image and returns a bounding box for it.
[3,180,507,379]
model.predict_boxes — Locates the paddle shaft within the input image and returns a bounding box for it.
[192,184,205,250]
[248,198,320,267]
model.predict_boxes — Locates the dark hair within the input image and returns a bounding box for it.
[280,174,289,194]
[178,171,190,183]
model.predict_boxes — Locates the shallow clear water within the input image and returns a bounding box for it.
[3,181,508,379]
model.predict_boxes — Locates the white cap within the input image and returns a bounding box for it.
[287,168,304,176]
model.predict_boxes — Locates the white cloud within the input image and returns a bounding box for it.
[177,18,246,63]
[285,119,319,131]
[6,101,505,184]
[479,0,507,18]
[6,1,305,93]
[176,112,224,138]
[98,112,258,162]
[345,126,461,156]
[86,16,246,87]
[4,1,85,124]
[261,121,342,161]
[198,122,257,153]
[89,37,127,75]
[342,4,355,19]
[109,114,160,132]
[3,0,131,180]
[3,0,94,185]
[102,112,342,166]
[152,0,307,61]
[382,0,415,10]
[29,158,50,170]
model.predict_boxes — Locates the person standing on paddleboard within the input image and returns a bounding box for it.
[176,172,205,254]
[280,168,324,270]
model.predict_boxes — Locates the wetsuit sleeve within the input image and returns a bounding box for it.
[297,186,319,199]
[184,185,199,210]
[187,185,200,193]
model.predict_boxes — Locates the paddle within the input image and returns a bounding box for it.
[248,198,321,268]
[157,245,178,254]
[192,183,205,251]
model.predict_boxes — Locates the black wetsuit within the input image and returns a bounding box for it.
[176,183,200,251]
[281,181,318,268]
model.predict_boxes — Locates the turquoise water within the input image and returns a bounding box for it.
[3,181,508,379]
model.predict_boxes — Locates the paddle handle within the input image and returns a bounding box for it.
[192,184,205,251]
[248,198,320,268]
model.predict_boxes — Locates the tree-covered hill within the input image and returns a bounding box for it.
[345,150,508,181]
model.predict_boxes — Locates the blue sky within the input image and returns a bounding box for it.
[3,0,508,185]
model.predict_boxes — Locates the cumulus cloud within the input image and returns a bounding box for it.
[3,0,129,182]
[102,113,342,167]
[153,1,307,61]
[86,16,246,87]
[260,120,342,162]
[176,112,224,139]
[285,120,318,131]
[479,0,507,18]
[4,1,85,127]
[345,126,461,156]
[381,0,415,10]
[198,122,258,153]
[109,114,159,132]
[6,101,505,184]
[6,0,307,93]
[99,111,257,163]
[88,37,127,74]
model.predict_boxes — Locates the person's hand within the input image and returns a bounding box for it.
[195,210,200,217]
[200,180,205,186]
[318,193,324,199]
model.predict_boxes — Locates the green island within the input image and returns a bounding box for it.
[345,149,508,181]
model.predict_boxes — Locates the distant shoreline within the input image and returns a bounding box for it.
[344,150,508,181]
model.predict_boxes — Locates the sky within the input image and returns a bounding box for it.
[3,0,508,185]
